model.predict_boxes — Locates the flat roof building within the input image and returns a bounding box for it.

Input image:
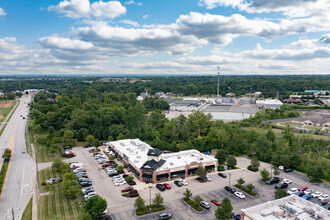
[106,139,217,183]
[256,99,283,109]
[202,105,259,121]
[241,195,330,220]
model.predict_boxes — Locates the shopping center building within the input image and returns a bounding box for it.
[106,139,218,183]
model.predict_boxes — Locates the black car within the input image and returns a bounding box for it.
[156,184,166,191]
[295,191,305,197]
[79,181,92,187]
[323,203,330,210]
[174,180,183,187]
[266,177,280,185]
[158,213,172,220]
[218,173,227,178]
[275,182,288,189]
[284,168,293,173]
[224,186,236,193]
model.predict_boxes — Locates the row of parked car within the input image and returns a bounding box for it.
[70,162,97,202]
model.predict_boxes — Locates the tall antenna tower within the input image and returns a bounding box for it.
[217,67,220,101]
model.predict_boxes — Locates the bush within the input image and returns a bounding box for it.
[41,182,46,185]
[184,198,203,211]
[148,204,166,212]
[126,176,134,182]
[59,147,67,157]
[234,184,256,196]
[116,165,124,173]
[136,207,149,216]
[121,192,128,197]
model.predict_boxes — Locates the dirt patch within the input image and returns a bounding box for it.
[0,100,13,108]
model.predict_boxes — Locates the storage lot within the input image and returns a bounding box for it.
[70,147,330,220]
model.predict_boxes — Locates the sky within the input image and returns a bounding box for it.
[0,0,330,75]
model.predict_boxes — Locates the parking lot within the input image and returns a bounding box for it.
[69,147,330,220]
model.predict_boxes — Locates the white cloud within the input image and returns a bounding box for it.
[320,34,330,44]
[287,37,317,48]
[38,36,94,50]
[0,7,6,16]
[120,19,139,27]
[143,14,148,19]
[48,0,126,19]
[125,1,142,6]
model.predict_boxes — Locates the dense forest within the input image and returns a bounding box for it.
[1,75,330,99]
[27,78,330,181]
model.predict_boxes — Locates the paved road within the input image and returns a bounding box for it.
[0,95,35,219]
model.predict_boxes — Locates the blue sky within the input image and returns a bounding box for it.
[0,0,330,75]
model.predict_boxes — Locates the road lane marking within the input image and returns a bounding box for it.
[0,100,26,204]
[21,165,26,196]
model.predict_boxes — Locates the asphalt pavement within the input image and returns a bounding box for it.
[0,95,35,219]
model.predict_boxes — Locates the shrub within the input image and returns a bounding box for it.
[185,198,203,211]
[116,165,124,172]
[136,207,149,216]
[235,184,256,196]
[126,176,134,182]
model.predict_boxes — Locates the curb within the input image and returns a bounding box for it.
[182,199,205,213]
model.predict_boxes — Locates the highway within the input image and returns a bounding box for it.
[0,95,35,219]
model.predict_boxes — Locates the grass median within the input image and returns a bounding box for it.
[22,196,33,220]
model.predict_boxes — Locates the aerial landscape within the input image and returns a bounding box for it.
[0,1,329,220]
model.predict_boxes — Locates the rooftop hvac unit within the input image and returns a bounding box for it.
[177,156,181,159]
[137,156,141,158]
[199,158,204,160]
[134,160,139,163]
[170,162,174,165]
[120,143,125,146]
[284,203,297,213]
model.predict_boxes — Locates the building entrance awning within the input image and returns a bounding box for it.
[205,164,215,169]
[170,170,186,175]
[188,168,198,173]
[142,173,152,178]
[156,173,169,178]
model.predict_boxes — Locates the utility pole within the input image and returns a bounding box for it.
[228,173,231,186]
[148,186,153,208]
[270,161,273,178]
[217,67,220,102]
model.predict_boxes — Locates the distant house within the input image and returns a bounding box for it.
[246,92,262,99]
[46,97,55,102]
[0,91,4,98]
[226,92,235,98]
[136,91,151,103]
[169,100,205,111]
[305,90,329,95]
[291,109,330,128]
[282,98,303,104]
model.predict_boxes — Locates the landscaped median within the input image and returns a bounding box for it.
[134,194,166,216]
[183,189,204,212]
[0,149,12,194]
[235,177,257,196]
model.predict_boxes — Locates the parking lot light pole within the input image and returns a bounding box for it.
[148,186,153,207]
[228,173,232,186]
[270,161,273,178]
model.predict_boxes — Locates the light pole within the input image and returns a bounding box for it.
[148,186,153,208]
[228,173,232,186]
[270,161,273,178]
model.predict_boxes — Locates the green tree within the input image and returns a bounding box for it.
[126,176,134,182]
[77,212,92,220]
[226,156,237,169]
[250,156,260,171]
[63,130,77,147]
[116,165,124,172]
[273,167,280,177]
[266,127,276,142]
[187,111,212,136]
[52,158,63,172]
[153,193,164,208]
[307,166,324,182]
[274,188,287,199]
[93,139,100,147]
[134,196,146,211]
[84,195,107,220]
[215,149,229,165]
[236,178,245,186]
[183,189,192,200]
[260,168,270,181]
[64,172,76,181]
[62,180,80,199]
[214,197,234,220]
[34,124,41,133]
[194,195,203,204]
[196,166,207,179]
[86,135,95,146]
[109,155,115,161]
[246,183,255,192]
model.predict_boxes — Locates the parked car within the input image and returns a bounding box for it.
[179,179,188,186]
[70,163,83,169]
[282,179,291,184]
[73,168,86,173]
[121,186,134,192]
[295,191,305,197]
[234,191,245,199]
[275,182,288,189]
[287,188,298,195]
[317,199,329,206]
[127,190,139,197]
[108,172,119,177]
[82,186,94,195]
[298,186,308,191]
[75,173,88,178]
[319,195,329,202]
[304,189,314,194]
[312,192,323,198]
[79,181,92,187]
[200,201,210,209]
[78,178,92,183]
[84,192,97,201]
[284,168,293,173]
[302,194,313,200]
[323,203,330,210]
[158,213,172,220]
[211,199,222,206]
[204,176,212,182]
[233,214,241,220]
[156,184,166,191]
[102,163,113,168]
[266,177,280,185]
[163,183,171,189]
[174,180,183,187]
[218,173,227,178]
[224,186,236,193]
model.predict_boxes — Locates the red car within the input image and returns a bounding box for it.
[163,183,171,189]
[121,187,134,193]
[211,199,222,206]
[298,186,308,191]
[102,163,113,168]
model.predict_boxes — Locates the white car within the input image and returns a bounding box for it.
[319,195,329,202]
[234,191,245,199]
[114,180,126,186]
[282,179,291,184]
[84,192,97,201]
[287,188,298,195]
[304,189,314,194]
[180,179,188,186]
[311,192,323,198]
[205,176,212,182]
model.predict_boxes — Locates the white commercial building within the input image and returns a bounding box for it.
[202,105,259,121]
[256,99,283,109]
[241,195,330,220]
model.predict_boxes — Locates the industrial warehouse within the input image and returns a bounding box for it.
[106,139,218,183]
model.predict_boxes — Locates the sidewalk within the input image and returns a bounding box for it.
[31,144,38,220]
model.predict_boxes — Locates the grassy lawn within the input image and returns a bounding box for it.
[0,100,16,122]
[244,126,330,141]
[38,168,84,220]
[22,196,33,220]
